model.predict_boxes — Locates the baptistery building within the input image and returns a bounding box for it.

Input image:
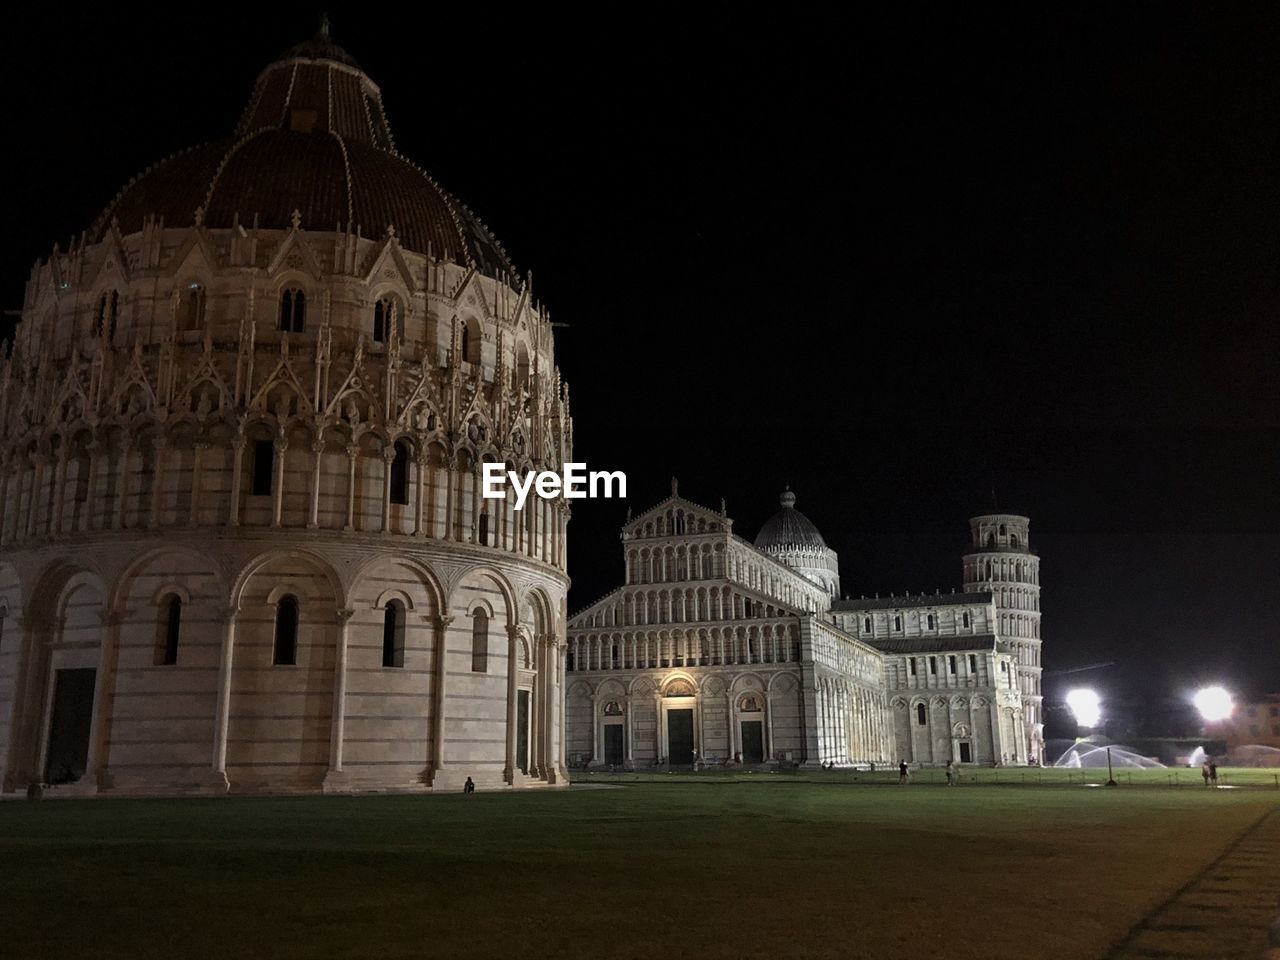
[565,488,1042,768]
[0,28,572,795]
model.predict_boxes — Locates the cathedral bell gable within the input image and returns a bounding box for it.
[266,218,325,281]
[168,225,221,281]
[361,229,416,292]
[87,222,132,290]
[622,492,730,540]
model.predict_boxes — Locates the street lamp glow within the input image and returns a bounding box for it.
[1194,686,1233,722]
[1066,688,1102,728]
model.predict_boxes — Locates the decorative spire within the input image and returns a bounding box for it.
[780,485,796,508]
[318,12,332,41]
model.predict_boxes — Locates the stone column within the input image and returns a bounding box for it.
[85,609,123,791]
[541,634,557,779]
[228,438,244,527]
[271,438,287,527]
[190,441,208,526]
[380,446,395,533]
[505,624,520,782]
[654,694,665,763]
[344,444,358,531]
[764,694,775,760]
[430,615,454,782]
[624,693,633,764]
[111,444,130,531]
[558,642,570,780]
[443,457,456,540]
[470,465,481,543]
[726,692,737,760]
[51,447,69,535]
[26,453,47,538]
[211,605,239,789]
[307,439,324,529]
[414,450,428,536]
[325,608,355,785]
[148,438,168,529]
[0,459,10,545]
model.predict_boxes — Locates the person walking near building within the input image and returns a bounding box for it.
[898,760,909,785]
[1209,760,1218,787]
[945,760,955,787]
[1201,760,1211,786]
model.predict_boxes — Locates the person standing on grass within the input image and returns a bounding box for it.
[1209,760,1218,786]
[898,759,909,785]
[945,760,955,787]
[1201,760,1211,786]
[464,776,475,794]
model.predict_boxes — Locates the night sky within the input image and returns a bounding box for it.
[4,5,1278,731]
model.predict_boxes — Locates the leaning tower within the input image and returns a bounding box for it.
[962,514,1043,763]
[0,26,573,797]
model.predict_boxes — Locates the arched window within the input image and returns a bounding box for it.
[460,318,481,363]
[251,439,274,496]
[1010,533,1020,548]
[279,287,306,332]
[94,290,119,340]
[515,342,531,391]
[382,599,405,668]
[963,611,971,628]
[471,609,489,672]
[999,524,1006,536]
[390,441,410,505]
[478,511,489,545]
[863,616,871,633]
[274,596,298,665]
[183,283,206,330]
[373,297,398,343]
[157,595,182,665]
[986,533,995,548]
[894,615,902,631]
[927,614,935,630]
[916,703,927,726]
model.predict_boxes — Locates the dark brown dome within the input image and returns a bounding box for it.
[91,28,517,280]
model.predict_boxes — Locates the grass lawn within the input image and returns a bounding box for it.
[1,781,1277,960]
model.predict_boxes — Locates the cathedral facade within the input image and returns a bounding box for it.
[0,30,572,796]
[566,489,1043,768]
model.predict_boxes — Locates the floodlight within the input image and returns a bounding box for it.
[1194,686,1233,723]
[1066,688,1101,728]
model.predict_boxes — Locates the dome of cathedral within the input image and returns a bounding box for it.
[90,24,516,278]
[754,488,827,551]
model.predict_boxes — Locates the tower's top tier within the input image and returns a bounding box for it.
[88,21,516,279]
[968,514,1032,554]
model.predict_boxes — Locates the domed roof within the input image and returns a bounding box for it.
[90,23,517,280]
[754,488,827,552]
